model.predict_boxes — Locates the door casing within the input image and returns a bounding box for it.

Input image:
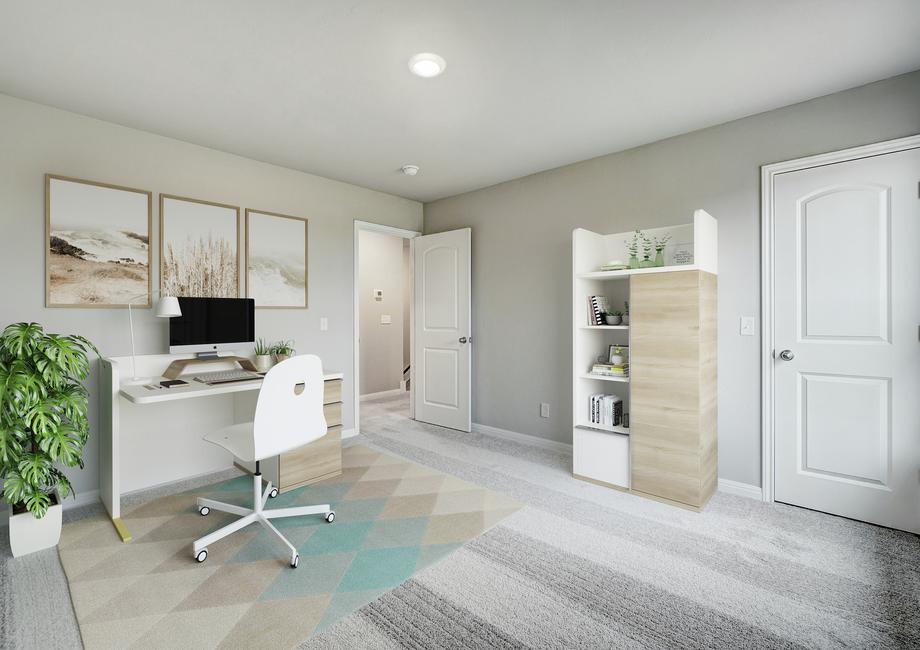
[760,133,920,503]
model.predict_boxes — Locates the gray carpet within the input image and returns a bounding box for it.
[303,394,920,649]
[2,394,918,648]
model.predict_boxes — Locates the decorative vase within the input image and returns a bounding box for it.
[654,250,665,267]
[639,255,654,268]
[8,490,62,557]
[605,313,622,326]
[274,353,291,363]
[628,255,639,269]
[622,314,630,325]
[254,354,273,372]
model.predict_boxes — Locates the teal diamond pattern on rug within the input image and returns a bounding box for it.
[56,444,521,647]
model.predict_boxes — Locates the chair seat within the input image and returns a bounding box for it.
[204,421,314,462]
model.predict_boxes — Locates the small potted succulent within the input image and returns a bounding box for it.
[605,311,622,326]
[622,301,630,325]
[253,338,273,372]
[0,322,98,557]
[271,340,295,363]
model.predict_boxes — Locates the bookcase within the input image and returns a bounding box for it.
[572,210,718,510]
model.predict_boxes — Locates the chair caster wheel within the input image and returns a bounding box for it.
[291,554,299,569]
[325,511,335,523]
[269,488,279,499]
[199,506,210,516]
[195,549,208,563]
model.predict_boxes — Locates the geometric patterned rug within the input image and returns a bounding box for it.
[57,444,520,648]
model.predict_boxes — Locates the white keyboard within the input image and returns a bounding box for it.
[192,369,263,385]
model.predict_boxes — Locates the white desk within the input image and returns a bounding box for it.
[100,353,343,542]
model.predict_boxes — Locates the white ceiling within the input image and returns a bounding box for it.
[2,1,919,202]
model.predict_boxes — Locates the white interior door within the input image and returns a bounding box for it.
[773,147,920,533]
[413,228,471,431]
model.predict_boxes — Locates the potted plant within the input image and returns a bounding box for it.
[0,322,98,557]
[253,338,273,372]
[622,301,630,325]
[653,233,672,267]
[271,340,295,363]
[639,234,654,268]
[625,230,642,269]
[605,311,622,326]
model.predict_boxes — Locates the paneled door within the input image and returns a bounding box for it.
[773,147,920,533]
[413,228,471,431]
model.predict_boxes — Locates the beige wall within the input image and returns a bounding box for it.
[423,70,920,487]
[358,229,409,395]
[0,93,422,500]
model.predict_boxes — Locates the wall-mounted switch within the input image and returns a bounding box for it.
[740,316,755,336]
[380,314,392,325]
[319,317,328,331]
[540,403,550,418]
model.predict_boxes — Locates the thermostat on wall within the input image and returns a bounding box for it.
[374,289,383,301]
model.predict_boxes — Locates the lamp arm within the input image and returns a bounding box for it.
[124,290,165,382]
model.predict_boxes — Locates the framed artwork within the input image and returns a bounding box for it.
[160,195,240,298]
[45,174,152,308]
[245,209,308,309]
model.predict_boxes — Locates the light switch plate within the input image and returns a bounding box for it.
[540,403,550,418]
[319,317,328,331]
[740,316,755,336]
[380,314,392,325]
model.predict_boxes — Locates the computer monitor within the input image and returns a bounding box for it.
[169,297,255,356]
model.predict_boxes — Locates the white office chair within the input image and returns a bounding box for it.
[191,354,335,568]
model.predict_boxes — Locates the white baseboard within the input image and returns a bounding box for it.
[471,422,572,454]
[360,389,406,401]
[0,489,100,526]
[718,478,763,500]
[341,427,357,439]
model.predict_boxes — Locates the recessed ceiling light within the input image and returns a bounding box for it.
[408,53,446,78]
[401,165,420,176]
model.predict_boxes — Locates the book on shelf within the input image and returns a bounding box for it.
[586,295,610,326]
[588,393,624,427]
[590,362,629,376]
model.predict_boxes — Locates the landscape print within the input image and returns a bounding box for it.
[46,176,151,307]
[161,196,239,298]
[246,209,307,308]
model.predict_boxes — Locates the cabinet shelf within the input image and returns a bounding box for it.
[580,325,629,330]
[576,422,630,436]
[580,373,629,383]
[577,264,699,280]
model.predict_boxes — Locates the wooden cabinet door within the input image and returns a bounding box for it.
[630,270,715,507]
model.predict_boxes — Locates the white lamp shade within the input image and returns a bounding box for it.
[155,296,182,318]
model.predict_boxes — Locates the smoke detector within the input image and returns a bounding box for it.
[401,165,420,176]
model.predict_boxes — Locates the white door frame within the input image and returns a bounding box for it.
[760,133,920,503]
[353,220,421,437]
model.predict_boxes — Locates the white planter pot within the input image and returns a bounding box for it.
[8,492,63,558]
[254,354,273,373]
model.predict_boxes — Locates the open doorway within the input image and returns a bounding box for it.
[353,221,419,436]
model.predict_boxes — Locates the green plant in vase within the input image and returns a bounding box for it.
[271,340,296,362]
[639,234,654,268]
[625,230,642,269]
[253,338,273,372]
[0,322,98,556]
[653,233,672,267]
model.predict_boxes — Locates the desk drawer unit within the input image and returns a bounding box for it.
[276,379,344,492]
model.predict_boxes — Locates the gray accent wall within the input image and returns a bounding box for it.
[423,71,920,487]
[0,93,421,501]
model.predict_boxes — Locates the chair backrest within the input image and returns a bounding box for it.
[252,354,328,460]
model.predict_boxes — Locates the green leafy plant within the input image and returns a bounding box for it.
[254,338,271,356]
[623,301,629,315]
[270,340,295,357]
[0,323,98,518]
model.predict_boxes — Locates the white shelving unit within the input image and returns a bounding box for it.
[572,210,717,490]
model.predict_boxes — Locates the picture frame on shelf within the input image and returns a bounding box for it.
[608,344,629,365]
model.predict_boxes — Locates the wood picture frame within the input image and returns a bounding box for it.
[159,194,241,298]
[45,174,153,308]
[245,208,308,309]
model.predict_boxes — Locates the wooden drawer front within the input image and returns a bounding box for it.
[631,440,702,507]
[324,402,342,427]
[279,426,342,490]
[323,379,342,405]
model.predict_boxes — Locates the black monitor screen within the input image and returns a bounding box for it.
[170,298,255,348]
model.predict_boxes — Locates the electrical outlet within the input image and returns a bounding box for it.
[740,316,755,336]
[319,317,328,331]
[380,314,392,324]
[540,403,550,418]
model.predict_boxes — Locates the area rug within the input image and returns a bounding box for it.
[57,444,520,648]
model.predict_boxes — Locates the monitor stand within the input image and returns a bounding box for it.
[162,355,259,380]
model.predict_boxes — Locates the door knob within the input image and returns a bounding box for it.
[458,337,468,344]
[779,349,795,361]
